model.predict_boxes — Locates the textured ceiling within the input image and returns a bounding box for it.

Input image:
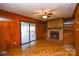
[0,3,77,21]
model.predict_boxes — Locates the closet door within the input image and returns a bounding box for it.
[30,23,36,41]
[21,22,29,44]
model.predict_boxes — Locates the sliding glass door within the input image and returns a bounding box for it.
[21,22,29,44]
[30,23,36,41]
[21,22,36,45]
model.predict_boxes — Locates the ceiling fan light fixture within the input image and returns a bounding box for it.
[42,15,47,19]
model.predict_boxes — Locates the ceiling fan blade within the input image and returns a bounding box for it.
[47,14,57,18]
[47,13,53,15]
[47,15,51,18]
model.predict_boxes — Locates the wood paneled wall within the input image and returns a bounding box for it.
[36,21,47,39]
[63,31,74,45]
[0,10,44,52]
[74,4,79,56]
[63,19,74,46]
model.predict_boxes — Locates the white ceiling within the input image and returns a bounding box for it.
[0,3,77,21]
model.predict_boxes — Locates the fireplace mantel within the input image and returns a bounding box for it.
[48,28,62,29]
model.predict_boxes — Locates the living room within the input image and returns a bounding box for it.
[0,3,79,56]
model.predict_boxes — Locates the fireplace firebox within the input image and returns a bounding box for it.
[50,31,59,39]
[47,29,63,41]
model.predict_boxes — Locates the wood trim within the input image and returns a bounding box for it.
[72,3,79,18]
[19,20,22,47]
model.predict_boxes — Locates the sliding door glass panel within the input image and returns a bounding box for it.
[21,22,29,44]
[30,23,36,41]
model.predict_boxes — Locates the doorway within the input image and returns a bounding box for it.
[21,22,36,45]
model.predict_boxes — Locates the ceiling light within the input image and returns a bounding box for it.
[42,15,47,19]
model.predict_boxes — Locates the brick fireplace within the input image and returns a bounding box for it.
[47,28,63,41]
[47,18,63,41]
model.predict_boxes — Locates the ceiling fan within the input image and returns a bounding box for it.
[41,11,53,19]
[34,8,56,19]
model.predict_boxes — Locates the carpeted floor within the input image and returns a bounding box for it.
[3,39,76,56]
